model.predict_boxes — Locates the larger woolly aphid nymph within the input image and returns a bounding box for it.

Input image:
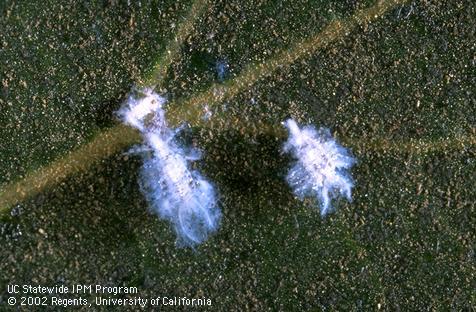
[118,88,221,247]
[283,119,356,216]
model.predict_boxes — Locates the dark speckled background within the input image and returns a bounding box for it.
[0,0,474,310]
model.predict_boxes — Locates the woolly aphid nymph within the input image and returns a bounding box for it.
[283,119,355,216]
[118,89,221,247]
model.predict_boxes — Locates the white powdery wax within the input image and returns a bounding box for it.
[118,89,221,247]
[283,119,356,216]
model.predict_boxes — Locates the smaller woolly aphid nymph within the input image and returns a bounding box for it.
[118,88,221,247]
[283,119,356,216]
